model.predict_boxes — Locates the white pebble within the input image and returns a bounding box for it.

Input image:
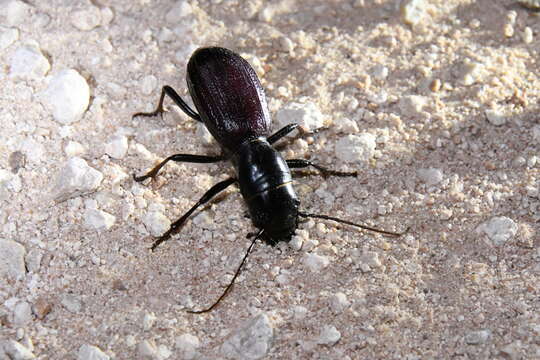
[303,253,330,272]
[335,117,359,133]
[289,235,303,251]
[1,339,35,360]
[317,325,341,346]
[84,209,116,231]
[43,69,90,124]
[61,294,82,313]
[71,5,101,31]
[417,168,443,186]
[335,133,376,163]
[140,75,158,95]
[77,344,110,360]
[142,312,156,331]
[13,301,32,326]
[399,95,428,117]
[481,216,518,246]
[221,313,273,360]
[275,102,324,131]
[485,108,506,126]
[105,135,128,159]
[65,141,86,157]
[329,292,350,313]
[0,0,30,26]
[175,334,200,360]
[465,329,491,345]
[0,26,19,50]
[522,27,533,43]
[165,1,193,24]
[0,239,26,280]
[293,306,308,320]
[9,44,50,79]
[360,251,382,268]
[142,211,171,237]
[53,157,103,202]
[370,64,388,80]
[400,0,429,26]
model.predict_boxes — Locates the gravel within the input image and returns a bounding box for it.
[1,0,539,359]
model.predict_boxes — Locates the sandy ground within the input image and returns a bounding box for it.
[1,0,539,359]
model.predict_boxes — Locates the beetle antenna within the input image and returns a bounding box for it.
[187,228,264,314]
[298,211,407,237]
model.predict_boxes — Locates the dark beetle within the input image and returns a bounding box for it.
[134,47,404,313]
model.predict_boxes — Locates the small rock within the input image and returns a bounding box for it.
[71,5,101,31]
[329,292,350,313]
[61,294,82,313]
[65,141,86,157]
[142,312,156,331]
[417,168,443,186]
[32,297,52,320]
[0,239,26,280]
[140,75,158,95]
[165,1,193,24]
[105,135,128,159]
[399,95,428,117]
[0,26,19,50]
[401,0,429,26]
[84,209,116,231]
[485,108,506,126]
[370,64,388,80]
[482,216,518,246]
[335,134,376,163]
[53,157,103,202]
[9,44,50,79]
[1,339,35,360]
[275,102,324,131]
[9,151,25,174]
[317,325,341,346]
[138,340,159,359]
[13,301,32,326]
[142,211,171,237]
[0,0,31,26]
[175,334,200,360]
[465,329,491,345]
[221,313,274,360]
[42,69,90,124]
[77,344,110,360]
[303,253,330,272]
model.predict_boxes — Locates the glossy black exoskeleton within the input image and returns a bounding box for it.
[133,47,405,313]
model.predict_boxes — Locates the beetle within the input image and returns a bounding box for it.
[134,47,405,313]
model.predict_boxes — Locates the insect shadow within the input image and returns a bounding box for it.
[133,47,407,313]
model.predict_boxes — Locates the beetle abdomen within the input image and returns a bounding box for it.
[187,47,271,153]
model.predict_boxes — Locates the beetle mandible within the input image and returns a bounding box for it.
[134,47,405,313]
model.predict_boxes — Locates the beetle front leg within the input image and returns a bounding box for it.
[133,85,201,121]
[286,159,357,177]
[134,154,224,182]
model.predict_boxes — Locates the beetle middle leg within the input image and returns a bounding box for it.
[134,154,224,182]
[133,85,201,121]
[151,177,237,250]
[286,159,357,177]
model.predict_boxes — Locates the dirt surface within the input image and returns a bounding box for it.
[1,0,539,359]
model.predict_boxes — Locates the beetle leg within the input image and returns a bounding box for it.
[267,124,299,144]
[133,85,202,122]
[151,177,237,251]
[134,154,224,182]
[268,123,331,145]
[286,159,357,177]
